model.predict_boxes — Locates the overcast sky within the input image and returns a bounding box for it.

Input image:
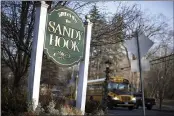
[82,1,173,54]
[91,1,173,29]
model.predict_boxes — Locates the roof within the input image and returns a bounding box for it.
[87,78,105,84]
[87,76,129,84]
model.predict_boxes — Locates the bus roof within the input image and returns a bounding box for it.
[87,78,105,84]
[87,76,129,84]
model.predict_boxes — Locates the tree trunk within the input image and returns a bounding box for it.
[13,74,22,89]
[159,97,163,110]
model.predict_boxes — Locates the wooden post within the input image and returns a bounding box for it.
[28,1,48,110]
[76,15,93,114]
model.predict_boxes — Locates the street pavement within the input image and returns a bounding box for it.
[108,107,174,116]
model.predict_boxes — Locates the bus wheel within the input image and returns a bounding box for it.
[135,104,139,109]
[128,106,134,110]
[108,104,113,110]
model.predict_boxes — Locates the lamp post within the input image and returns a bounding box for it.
[102,60,112,113]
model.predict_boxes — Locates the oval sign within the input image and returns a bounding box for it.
[44,6,85,66]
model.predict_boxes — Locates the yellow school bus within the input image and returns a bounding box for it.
[86,76,136,110]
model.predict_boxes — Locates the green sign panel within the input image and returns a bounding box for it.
[44,6,85,66]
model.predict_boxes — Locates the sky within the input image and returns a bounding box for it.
[81,1,174,55]
[93,1,173,29]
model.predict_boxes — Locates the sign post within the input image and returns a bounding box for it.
[125,30,154,116]
[44,5,88,113]
[29,2,88,112]
[28,1,48,110]
[135,30,146,116]
[76,15,93,114]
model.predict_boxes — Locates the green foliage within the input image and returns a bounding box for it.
[39,90,77,113]
[47,101,60,115]
[85,100,103,114]
[39,91,53,113]
[1,87,28,116]
[89,5,106,43]
[26,102,45,116]
[23,100,82,116]
[88,4,125,80]
[90,5,103,22]
[1,91,83,116]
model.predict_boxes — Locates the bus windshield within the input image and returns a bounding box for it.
[108,82,129,91]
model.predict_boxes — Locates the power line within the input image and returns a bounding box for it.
[150,54,174,65]
[150,54,174,62]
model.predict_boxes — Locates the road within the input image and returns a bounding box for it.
[108,107,174,116]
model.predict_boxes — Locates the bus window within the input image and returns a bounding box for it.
[118,83,128,91]
[108,82,118,90]
[87,84,103,94]
[108,82,129,91]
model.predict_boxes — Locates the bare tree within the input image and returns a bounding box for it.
[1,1,94,90]
[87,2,170,82]
[146,52,174,110]
[1,1,35,89]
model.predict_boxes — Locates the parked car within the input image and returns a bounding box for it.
[134,93,156,110]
